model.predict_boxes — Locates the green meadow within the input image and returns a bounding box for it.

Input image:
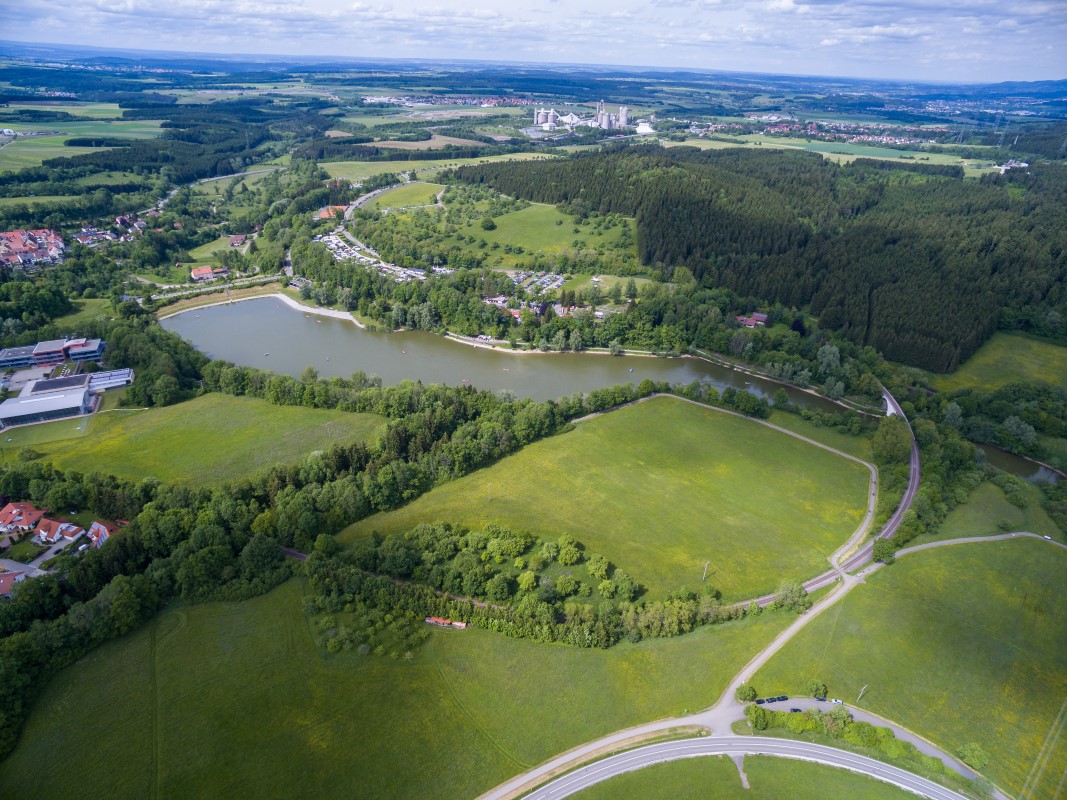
[13,394,386,487]
[937,481,1062,541]
[0,119,162,138]
[661,136,991,174]
[402,198,636,268]
[369,180,445,210]
[928,331,1067,392]
[0,578,792,799]
[53,297,113,328]
[0,137,115,171]
[186,235,236,263]
[753,538,1067,799]
[572,754,915,800]
[0,195,76,207]
[322,152,555,182]
[0,101,124,118]
[342,397,871,600]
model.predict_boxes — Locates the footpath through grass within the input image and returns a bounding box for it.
[322,152,556,182]
[23,393,386,487]
[753,538,1067,799]
[570,753,916,800]
[342,397,870,600]
[0,578,792,799]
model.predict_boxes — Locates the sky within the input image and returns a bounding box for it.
[5,0,1066,83]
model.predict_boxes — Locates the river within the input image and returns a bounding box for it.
[976,443,1061,484]
[160,297,844,410]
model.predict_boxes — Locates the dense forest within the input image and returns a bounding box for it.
[456,145,1067,371]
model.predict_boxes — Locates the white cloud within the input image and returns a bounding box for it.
[1,0,1065,81]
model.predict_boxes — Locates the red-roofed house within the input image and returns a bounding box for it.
[0,571,26,597]
[0,502,46,535]
[190,265,215,282]
[35,518,85,545]
[229,234,247,247]
[87,521,117,549]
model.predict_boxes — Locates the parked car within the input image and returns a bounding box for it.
[789,708,802,713]
[777,695,788,702]
[831,698,843,705]
[755,699,765,705]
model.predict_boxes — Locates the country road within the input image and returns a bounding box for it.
[475,389,1046,800]
[477,525,1064,800]
[520,737,972,800]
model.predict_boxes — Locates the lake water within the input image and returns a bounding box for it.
[160,297,844,410]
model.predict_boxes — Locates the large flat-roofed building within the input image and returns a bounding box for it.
[65,338,106,362]
[0,388,93,428]
[0,338,107,370]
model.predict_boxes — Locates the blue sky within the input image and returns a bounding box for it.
[5,0,1065,82]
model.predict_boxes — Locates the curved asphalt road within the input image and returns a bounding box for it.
[523,737,970,800]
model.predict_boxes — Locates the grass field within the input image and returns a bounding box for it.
[341,397,870,600]
[937,481,1062,540]
[426,201,636,268]
[0,119,162,139]
[12,394,386,487]
[571,754,915,800]
[0,137,115,171]
[323,152,556,182]
[753,538,1067,799]
[375,134,485,150]
[54,297,112,328]
[928,332,1067,392]
[369,181,445,210]
[662,136,994,176]
[0,577,792,799]
[0,194,75,207]
[187,235,235,263]
[0,101,123,118]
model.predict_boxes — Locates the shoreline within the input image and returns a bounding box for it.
[157,292,366,329]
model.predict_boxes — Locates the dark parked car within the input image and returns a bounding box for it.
[755,699,766,705]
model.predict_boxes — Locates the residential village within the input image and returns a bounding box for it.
[0,500,122,597]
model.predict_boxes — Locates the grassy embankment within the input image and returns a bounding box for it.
[4,393,385,487]
[571,754,916,800]
[368,180,446,210]
[342,396,871,600]
[753,538,1067,799]
[0,578,793,799]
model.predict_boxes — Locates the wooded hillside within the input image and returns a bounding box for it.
[458,145,1067,371]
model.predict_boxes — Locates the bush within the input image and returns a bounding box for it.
[872,539,896,564]
[957,742,990,770]
[736,683,757,702]
[806,679,827,698]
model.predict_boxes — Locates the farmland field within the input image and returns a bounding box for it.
[0,577,792,799]
[341,396,871,600]
[0,101,124,118]
[19,393,386,486]
[571,754,915,800]
[752,538,1067,799]
[0,119,162,138]
[927,331,1067,392]
[0,137,116,171]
